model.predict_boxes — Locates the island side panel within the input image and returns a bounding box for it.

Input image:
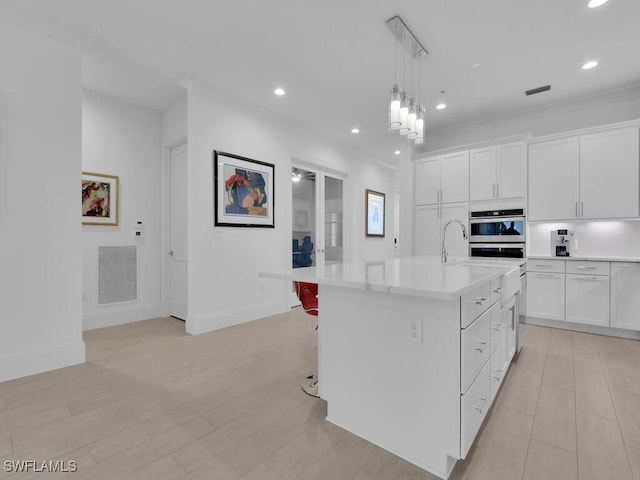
[318,284,461,478]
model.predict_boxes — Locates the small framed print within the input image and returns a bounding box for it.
[365,189,385,237]
[214,150,275,228]
[82,172,119,226]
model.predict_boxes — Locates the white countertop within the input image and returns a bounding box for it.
[259,255,521,300]
[528,255,640,263]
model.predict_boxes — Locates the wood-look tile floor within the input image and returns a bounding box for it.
[1,310,639,479]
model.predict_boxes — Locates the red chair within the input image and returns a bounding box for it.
[294,281,319,397]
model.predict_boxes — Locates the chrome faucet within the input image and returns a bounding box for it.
[441,219,468,263]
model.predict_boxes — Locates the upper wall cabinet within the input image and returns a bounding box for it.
[470,142,526,202]
[528,137,580,221]
[414,151,469,205]
[579,128,639,219]
[528,127,640,221]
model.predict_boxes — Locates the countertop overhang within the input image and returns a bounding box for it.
[260,255,521,300]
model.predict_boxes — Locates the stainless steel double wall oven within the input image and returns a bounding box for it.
[469,208,526,259]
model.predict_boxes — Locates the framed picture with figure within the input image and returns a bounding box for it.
[82,172,119,226]
[214,150,275,228]
[365,189,385,237]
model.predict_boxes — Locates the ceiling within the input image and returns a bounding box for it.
[3,0,640,167]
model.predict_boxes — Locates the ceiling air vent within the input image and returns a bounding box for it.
[525,85,551,96]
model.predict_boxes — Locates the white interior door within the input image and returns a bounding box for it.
[169,142,188,320]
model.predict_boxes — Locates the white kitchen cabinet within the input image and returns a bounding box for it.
[441,151,470,203]
[441,203,469,256]
[528,126,640,222]
[414,203,468,257]
[610,262,640,331]
[526,271,565,321]
[566,274,610,326]
[579,127,639,219]
[414,151,469,205]
[470,142,526,201]
[469,146,496,201]
[414,157,440,205]
[528,137,580,221]
[414,204,440,256]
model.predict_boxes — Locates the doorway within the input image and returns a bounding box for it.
[291,165,345,269]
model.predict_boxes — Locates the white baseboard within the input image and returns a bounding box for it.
[0,341,86,383]
[186,300,288,335]
[524,315,640,340]
[83,304,163,331]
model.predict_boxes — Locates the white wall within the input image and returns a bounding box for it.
[184,83,395,334]
[82,90,163,330]
[0,22,84,381]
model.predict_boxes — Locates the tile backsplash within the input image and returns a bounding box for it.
[528,220,640,258]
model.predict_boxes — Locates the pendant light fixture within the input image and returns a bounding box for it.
[386,16,427,146]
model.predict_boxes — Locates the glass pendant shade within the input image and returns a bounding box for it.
[389,85,401,130]
[399,92,410,135]
[407,100,417,139]
[414,106,425,145]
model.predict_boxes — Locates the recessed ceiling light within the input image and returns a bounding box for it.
[274,88,285,96]
[394,150,401,155]
[436,103,447,110]
[472,63,481,69]
[351,128,360,134]
[588,0,608,7]
[582,60,598,70]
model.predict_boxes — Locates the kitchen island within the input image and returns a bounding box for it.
[260,256,521,479]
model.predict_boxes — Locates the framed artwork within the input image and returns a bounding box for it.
[365,189,385,237]
[214,150,275,228]
[82,172,119,226]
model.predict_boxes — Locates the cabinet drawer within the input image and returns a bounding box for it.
[489,303,503,356]
[461,281,492,328]
[461,360,490,459]
[566,260,610,276]
[461,306,492,394]
[490,340,507,404]
[527,259,565,273]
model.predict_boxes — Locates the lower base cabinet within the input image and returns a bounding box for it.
[611,262,640,330]
[526,272,565,321]
[526,259,640,332]
[565,273,610,326]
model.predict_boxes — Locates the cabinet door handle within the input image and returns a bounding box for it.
[533,264,553,268]
[575,202,578,217]
[577,266,597,270]
[473,396,489,414]
[492,287,504,293]
[511,305,516,330]
[491,369,503,381]
[473,341,489,353]
[534,273,554,277]
[574,276,599,281]
[475,297,489,305]
[496,183,500,198]
[492,184,496,198]
[581,201,584,217]
[492,323,504,332]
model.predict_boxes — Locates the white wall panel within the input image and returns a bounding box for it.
[0,21,84,381]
